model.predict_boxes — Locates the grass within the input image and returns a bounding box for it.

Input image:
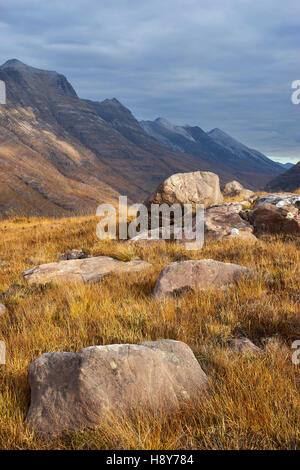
[0,215,299,449]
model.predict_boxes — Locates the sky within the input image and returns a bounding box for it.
[0,0,299,163]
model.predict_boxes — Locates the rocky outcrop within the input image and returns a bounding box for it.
[22,256,152,285]
[252,193,300,210]
[248,203,300,235]
[222,180,254,199]
[153,259,252,298]
[205,203,257,242]
[145,171,223,209]
[27,340,209,435]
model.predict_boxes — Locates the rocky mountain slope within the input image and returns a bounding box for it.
[0,60,208,216]
[0,59,284,217]
[140,119,283,190]
[265,161,300,192]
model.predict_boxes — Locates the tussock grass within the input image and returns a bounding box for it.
[0,215,299,449]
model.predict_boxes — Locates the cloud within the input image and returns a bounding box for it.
[0,0,299,162]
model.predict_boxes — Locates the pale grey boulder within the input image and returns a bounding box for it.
[27,340,209,436]
[22,256,152,285]
[145,171,223,208]
[222,180,254,199]
[153,259,252,298]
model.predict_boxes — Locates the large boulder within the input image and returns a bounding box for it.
[249,203,300,235]
[27,340,209,436]
[22,256,152,285]
[205,203,257,242]
[153,259,252,298]
[145,171,223,208]
[222,180,254,199]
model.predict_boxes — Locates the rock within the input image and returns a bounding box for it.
[145,171,223,209]
[222,180,254,199]
[22,256,152,285]
[227,337,262,354]
[205,204,257,242]
[0,302,7,316]
[27,339,209,436]
[60,249,90,261]
[253,193,300,210]
[153,259,252,298]
[249,203,300,235]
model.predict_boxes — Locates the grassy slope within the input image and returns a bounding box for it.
[0,215,299,449]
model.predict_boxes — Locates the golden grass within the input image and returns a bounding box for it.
[0,215,299,449]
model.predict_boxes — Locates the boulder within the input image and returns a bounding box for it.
[145,171,223,208]
[222,180,254,199]
[27,339,209,436]
[227,337,262,355]
[153,259,252,298]
[205,204,257,242]
[22,256,152,285]
[249,203,300,235]
[0,302,7,316]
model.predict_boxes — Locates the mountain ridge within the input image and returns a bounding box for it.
[0,59,286,217]
[266,162,300,192]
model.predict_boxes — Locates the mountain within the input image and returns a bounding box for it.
[265,162,300,192]
[277,162,294,170]
[140,119,283,189]
[0,59,285,217]
[0,59,209,216]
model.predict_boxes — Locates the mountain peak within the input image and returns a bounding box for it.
[1,59,54,74]
[1,59,26,69]
[208,128,228,137]
[0,59,78,100]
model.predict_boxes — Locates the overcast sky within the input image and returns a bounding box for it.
[0,0,299,163]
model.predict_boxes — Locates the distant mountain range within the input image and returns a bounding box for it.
[266,162,300,192]
[0,59,285,216]
[140,118,283,189]
[278,162,294,170]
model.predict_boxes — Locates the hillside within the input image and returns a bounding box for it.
[140,119,283,189]
[0,60,209,216]
[266,161,300,192]
[0,59,287,217]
